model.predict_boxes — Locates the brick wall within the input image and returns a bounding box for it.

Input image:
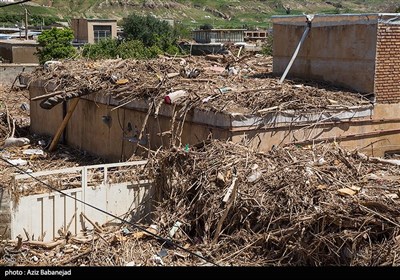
[375,23,400,103]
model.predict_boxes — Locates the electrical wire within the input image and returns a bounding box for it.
[0,156,218,266]
[0,0,32,8]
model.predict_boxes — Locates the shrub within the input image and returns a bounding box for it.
[82,39,163,60]
[36,28,76,64]
[122,13,178,51]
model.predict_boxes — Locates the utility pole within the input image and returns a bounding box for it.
[25,8,28,40]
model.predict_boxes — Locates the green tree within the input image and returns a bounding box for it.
[36,28,76,64]
[82,38,162,60]
[122,14,178,51]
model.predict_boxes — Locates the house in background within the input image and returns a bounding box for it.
[0,39,39,63]
[71,18,117,44]
[189,28,246,55]
[244,29,269,42]
[192,28,245,43]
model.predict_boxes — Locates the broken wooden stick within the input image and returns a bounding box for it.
[65,213,76,235]
[23,228,30,241]
[80,212,104,233]
[48,98,80,152]
[25,239,65,250]
[14,234,23,251]
[70,235,97,244]
[213,174,238,244]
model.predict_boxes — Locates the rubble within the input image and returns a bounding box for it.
[150,140,400,266]
[0,85,105,197]
[26,55,371,115]
[2,140,400,266]
[2,55,399,266]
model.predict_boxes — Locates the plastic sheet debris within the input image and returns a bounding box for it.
[151,255,164,266]
[23,149,44,156]
[8,158,27,166]
[169,221,183,238]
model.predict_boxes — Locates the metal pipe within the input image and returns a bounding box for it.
[279,17,313,84]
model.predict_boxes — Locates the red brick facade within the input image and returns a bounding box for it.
[375,23,400,103]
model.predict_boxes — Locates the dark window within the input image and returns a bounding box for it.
[93,25,112,42]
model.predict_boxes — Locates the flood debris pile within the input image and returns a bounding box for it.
[2,140,400,266]
[27,56,370,115]
[150,141,400,265]
[1,133,104,196]
[0,86,30,144]
[1,83,105,192]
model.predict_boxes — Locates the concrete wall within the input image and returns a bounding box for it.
[9,161,152,241]
[0,41,39,63]
[374,22,400,103]
[29,80,64,137]
[272,14,378,93]
[0,187,11,239]
[66,98,229,161]
[29,82,229,161]
[29,79,400,160]
[0,64,38,86]
[11,46,39,63]
[232,103,400,157]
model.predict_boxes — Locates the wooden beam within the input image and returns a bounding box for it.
[48,98,80,152]
[31,90,67,101]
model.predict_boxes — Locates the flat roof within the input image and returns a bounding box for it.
[272,13,400,18]
[193,29,246,32]
[73,18,117,22]
[271,13,400,27]
[0,39,38,45]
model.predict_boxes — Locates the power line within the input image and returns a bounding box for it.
[0,157,218,266]
[0,0,32,8]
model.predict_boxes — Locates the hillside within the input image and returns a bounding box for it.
[1,0,399,29]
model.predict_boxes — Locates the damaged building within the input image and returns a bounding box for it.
[25,14,400,161]
[272,13,400,156]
